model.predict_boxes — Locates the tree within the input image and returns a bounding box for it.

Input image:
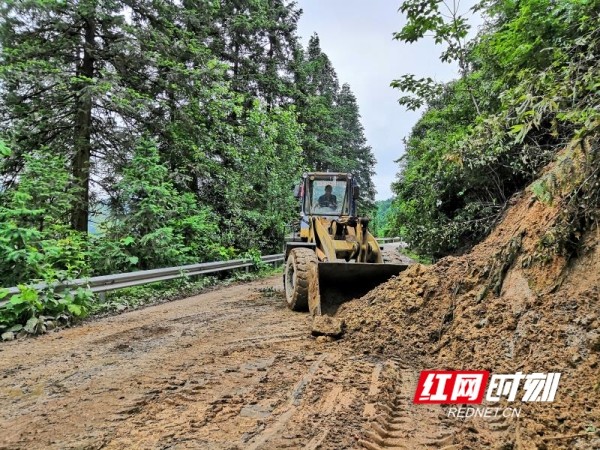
[95,139,224,271]
[389,0,600,257]
[391,0,479,113]
[196,102,304,253]
[0,0,377,278]
[293,35,377,211]
[0,144,87,286]
[335,83,376,211]
[0,0,142,231]
[209,0,302,107]
[294,34,340,171]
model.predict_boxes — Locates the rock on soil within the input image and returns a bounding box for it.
[311,315,344,338]
[1,331,14,341]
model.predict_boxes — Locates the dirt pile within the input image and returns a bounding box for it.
[338,142,600,449]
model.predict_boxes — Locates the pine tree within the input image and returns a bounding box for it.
[294,35,376,211]
[296,34,340,171]
[0,0,141,232]
[124,0,234,195]
[209,0,301,107]
[335,83,376,211]
[304,34,340,99]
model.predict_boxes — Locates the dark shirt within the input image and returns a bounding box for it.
[318,193,337,207]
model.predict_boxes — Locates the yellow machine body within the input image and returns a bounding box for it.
[284,172,410,315]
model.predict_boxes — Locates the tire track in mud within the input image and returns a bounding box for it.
[0,276,318,450]
[95,334,319,449]
[253,354,397,450]
[245,353,329,450]
[359,363,456,450]
[306,357,382,450]
[0,273,471,450]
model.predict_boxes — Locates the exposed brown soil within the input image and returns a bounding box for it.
[338,144,600,449]
[0,276,449,450]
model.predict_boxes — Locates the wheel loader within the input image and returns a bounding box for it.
[284,172,410,316]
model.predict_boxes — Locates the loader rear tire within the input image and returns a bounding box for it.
[284,248,318,311]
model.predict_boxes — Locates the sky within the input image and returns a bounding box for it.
[296,0,472,200]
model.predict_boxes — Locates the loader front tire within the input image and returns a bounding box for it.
[284,248,318,311]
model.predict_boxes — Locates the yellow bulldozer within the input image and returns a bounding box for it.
[284,172,410,316]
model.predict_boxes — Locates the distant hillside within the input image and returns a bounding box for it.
[371,198,394,237]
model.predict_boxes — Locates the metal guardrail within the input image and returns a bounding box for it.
[378,237,401,243]
[0,238,405,308]
[0,254,284,308]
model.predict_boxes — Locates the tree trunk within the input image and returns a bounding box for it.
[266,32,276,110]
[71,15,95,232]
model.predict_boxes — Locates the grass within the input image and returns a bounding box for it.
[401,248,433,265]
[91,265,283,317]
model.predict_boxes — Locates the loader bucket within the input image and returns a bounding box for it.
[309,262,409,316]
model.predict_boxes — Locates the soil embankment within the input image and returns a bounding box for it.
[339,143,600,449]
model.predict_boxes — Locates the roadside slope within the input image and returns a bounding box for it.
[339,141,600,449]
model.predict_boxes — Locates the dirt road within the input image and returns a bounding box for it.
[0,275,453,450]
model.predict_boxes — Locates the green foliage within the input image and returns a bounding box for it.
[390,0,600,257]
[530,179,554,205]
[401,248,433,266]
[393,0,479,113]
[0,148,88,286]
[87,236,140,276]
[0,0,378,332]
[0,284,93,336]
[0,143,94,334]
[0,141,9,157]
[0,0,375,264]
[91,139,226,271]
[371,199,395,237]
[205,103,304,254]
[390,76,444,112]
[238,248,271,271]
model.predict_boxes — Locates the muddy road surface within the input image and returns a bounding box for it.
[0,276,448,450]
